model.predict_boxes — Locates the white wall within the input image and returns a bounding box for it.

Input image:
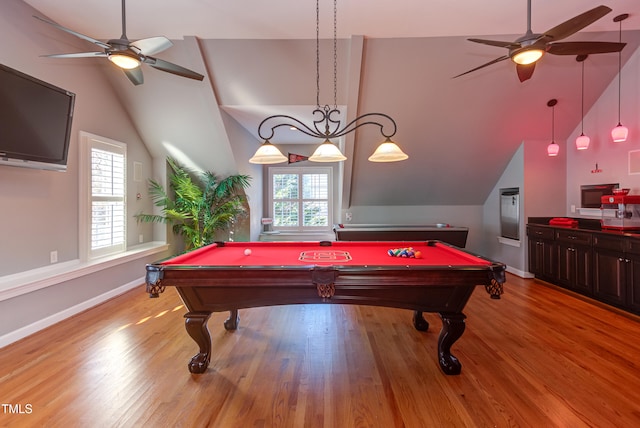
[0,0,172,343]
[567,44,640,214]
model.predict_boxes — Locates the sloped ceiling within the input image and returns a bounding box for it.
[23,0,640,206]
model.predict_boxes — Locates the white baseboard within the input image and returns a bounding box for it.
[0,277,144,349]
[505,266,534,278]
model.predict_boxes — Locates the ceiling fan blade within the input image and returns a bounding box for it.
[453,55,510,79]
[41,52,108,59]
[543,5,612,41]
[468,38,520,49]
[123,67,144,86]
[131,36,173,56]
[143,56,204,81]
[516,63,536,82]
[547,41,626,56]
[33,15,111,50]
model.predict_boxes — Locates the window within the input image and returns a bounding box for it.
[79,132,127,259]
[269,167,332,232]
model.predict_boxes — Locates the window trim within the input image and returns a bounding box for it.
[268,166,333,233]
[78,131,127,261]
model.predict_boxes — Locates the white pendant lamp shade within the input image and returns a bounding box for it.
[575,134,590,150]
[368,138,409,162]
[612,124,629,142]
[249,141,287,164]
[547,142,559,157]
[308,140,347,162]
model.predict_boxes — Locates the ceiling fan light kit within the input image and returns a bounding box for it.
[107,51,141,69]
[512,49,544,65]
[454,1,625,83]
[34,0,204,85]
[612,13,629,143]
[547,99,560,157]
[250,0,407,165]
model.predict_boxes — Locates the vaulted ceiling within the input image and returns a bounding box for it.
[22,0,640,206]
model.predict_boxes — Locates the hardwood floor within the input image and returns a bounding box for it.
[1,274,639,427]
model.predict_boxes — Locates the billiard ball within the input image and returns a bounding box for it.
[244,249,252,256]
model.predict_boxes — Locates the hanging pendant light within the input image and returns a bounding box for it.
[250,0,406,164]
[368,137,409,162]
[575,55,590,151]
[308,139,347,162]
[249,140,288,164]
[611,14,629,143]
[547,99,560,157]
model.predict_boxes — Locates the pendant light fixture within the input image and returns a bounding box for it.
[575,55,590,151]
[547,99,560,157]
[611,13,629,143]
[249,0,407,164]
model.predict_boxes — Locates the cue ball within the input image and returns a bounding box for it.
[244,249,252,256]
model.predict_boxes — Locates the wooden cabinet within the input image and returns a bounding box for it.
[556,230,592,294]
[527,222,640,315]
[593,235,626,306]
[527,226,556,281]
[593,235,640,311]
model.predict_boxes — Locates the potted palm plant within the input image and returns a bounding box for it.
[136,157,252,251]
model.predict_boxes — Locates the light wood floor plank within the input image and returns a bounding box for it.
[1,274,639,427]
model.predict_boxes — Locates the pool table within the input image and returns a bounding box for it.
[145,240,506,375]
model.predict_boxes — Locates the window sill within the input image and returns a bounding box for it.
[0,241,169,302]
[259,231,335,242]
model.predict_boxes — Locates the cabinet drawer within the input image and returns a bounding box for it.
[593,234,625,252]
[556,230,592,246]
[527,226,555,240]
[626,237,640,255]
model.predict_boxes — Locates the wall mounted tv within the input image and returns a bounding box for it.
[0,63,75,172]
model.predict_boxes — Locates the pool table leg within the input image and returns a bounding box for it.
[412,310,429,331]
[437,312,466,375]
[184,311,212,374]
[224,309,240,330]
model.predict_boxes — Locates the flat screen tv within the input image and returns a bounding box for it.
[0,63,75,172]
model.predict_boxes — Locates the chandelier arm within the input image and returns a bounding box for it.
[258,114,328,140]
[328,112,398,139]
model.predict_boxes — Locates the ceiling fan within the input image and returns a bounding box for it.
[454,1,626,82]
[33,0,204,86]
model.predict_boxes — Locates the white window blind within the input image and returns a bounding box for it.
[269,167,331,232]
[91,147,125,253]
[78,133,127,258]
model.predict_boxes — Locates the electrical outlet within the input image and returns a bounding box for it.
[139,234,144,243]
[346,212,353,222]
[50,250,58,264]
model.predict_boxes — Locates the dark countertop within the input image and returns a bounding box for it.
[527,217,640,239]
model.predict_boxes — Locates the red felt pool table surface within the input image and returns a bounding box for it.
[161,240,491,268]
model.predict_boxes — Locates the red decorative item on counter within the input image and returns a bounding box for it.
[549,218,579,227]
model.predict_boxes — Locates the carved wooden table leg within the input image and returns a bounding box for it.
[437,312,466,375]
[412,310,429,331]
[224,309,239,330]
[184,312,212,374]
